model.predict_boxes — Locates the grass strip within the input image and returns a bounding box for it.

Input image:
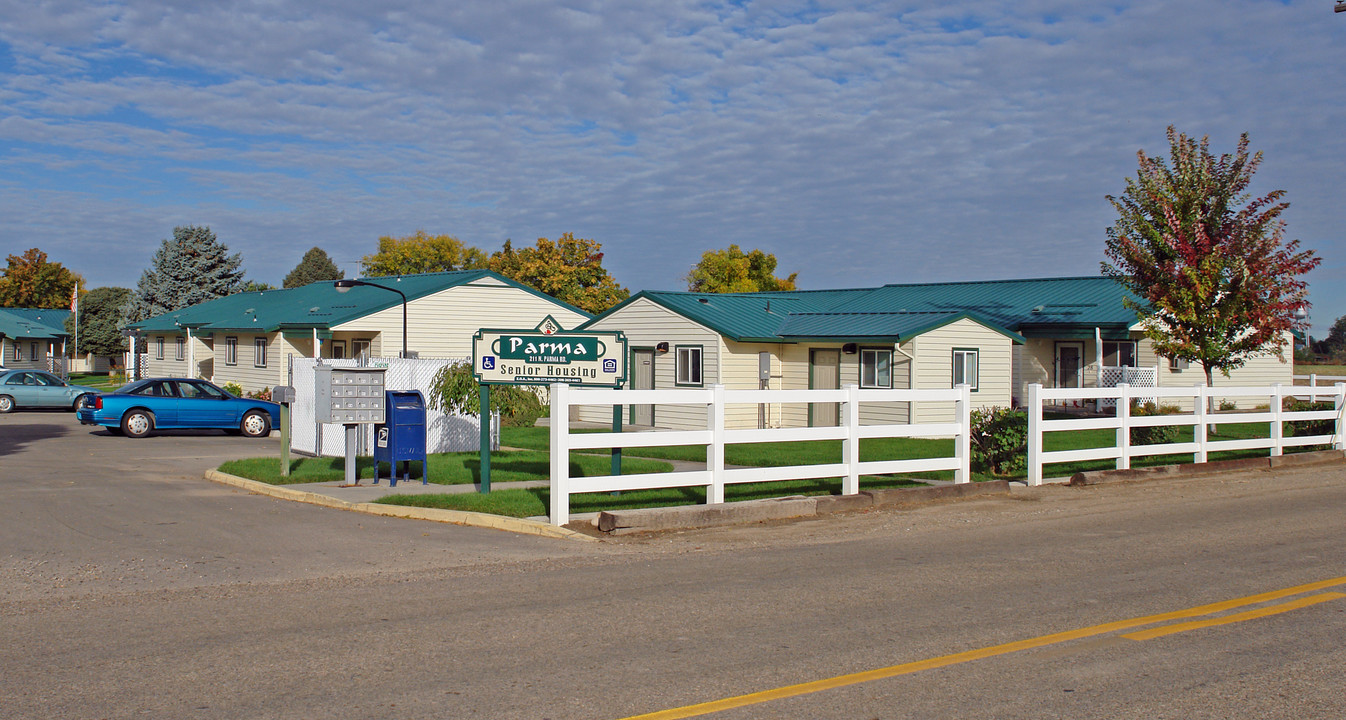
[375,474,929,518]
[218,450,672,486]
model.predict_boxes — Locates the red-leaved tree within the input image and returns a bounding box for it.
[1103,127,1320,389]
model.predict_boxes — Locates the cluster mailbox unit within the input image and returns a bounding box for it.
[314,366,388,485]
[315,366,387,424]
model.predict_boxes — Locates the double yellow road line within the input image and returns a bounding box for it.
[619,575,1346,720]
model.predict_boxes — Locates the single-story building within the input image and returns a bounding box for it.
[0,307,70,372]
[128,270,591,393]
[577,276,1295,430]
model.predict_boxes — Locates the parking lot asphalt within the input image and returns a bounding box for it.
[0,410,605,604]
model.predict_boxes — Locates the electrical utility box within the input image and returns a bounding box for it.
[314,366,387,424]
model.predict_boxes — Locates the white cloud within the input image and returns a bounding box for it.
[1,0,1343,333]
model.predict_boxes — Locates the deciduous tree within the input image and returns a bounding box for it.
[1102,127,1319,388]
[686,245,798,293]
[0,248,84,308]
[362,231,488,277]
[284,247,344,288]
[65,286,131,358]
[488,233,628,314]
[124,225,245,323]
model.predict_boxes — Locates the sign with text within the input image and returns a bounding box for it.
[473,316,627,387]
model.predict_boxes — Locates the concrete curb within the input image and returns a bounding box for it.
[1067,450,1346,486]
[596,481,1012,535]
[203,469,597,542]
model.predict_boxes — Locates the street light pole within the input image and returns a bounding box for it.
[333,279,410,358]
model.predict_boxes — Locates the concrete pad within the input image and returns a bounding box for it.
[598,496,819,534]
[865,481,1010,507]
[813,493,874,515]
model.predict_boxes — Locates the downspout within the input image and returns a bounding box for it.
[895,339,916,424]
[187,327,194,379]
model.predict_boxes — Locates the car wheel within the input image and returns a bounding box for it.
[0,395,13,413]
[240,410,271,438]
[72,394,91,411]
[121,409,154,438]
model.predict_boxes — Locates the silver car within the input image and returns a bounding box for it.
[0,370,101,412]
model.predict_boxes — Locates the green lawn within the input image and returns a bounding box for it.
[219,450,673,486]
[67,372,129,391]
[376,473,928,518]
[1296,365,1346,377]
[501,426,983,481]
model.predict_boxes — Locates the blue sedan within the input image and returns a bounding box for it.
[0,369,102,413]
[78,378,280,438]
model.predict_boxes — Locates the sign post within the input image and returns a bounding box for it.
[473,316,627,493]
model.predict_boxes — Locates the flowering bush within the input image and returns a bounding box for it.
[222,382,244,397]
[969,406,1027,475]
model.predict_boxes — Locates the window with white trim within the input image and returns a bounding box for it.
[352,339,371,360]
[155,337,164,360]
[860,348,892,388]
[175,337,185,361]
[675,346,703,386]
[253,337,267,367]
[225,337,238,365]
[14,342,23,362]
[952,348,979,391]
[1102,340,1137,367]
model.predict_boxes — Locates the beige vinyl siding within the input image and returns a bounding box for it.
[1143,332,1293,410]
[908,319,1012,423]
[579,298,720,428]
[145,333,191,378]
[4,337,57,370]
[210,333,286,392]
[334,278,588,360]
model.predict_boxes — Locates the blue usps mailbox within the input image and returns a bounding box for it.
[373,390,428,486]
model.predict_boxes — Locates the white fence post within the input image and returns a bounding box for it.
[842,384,861,494]
[549,382,570,526]
[1271,383,1284,457]
[707,384,726,504]
[1117,383,1131,470]
[1027,383,1042,486]
[954,384,971,484]
[1336,383,1346,452]
[1194,384,1208,464]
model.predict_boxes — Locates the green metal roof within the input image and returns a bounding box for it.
[129,270,589,334]
[0,308,71,340]
[581,276,1140,344]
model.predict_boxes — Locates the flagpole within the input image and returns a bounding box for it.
[72,282,78,376]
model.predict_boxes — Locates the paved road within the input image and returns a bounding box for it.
[2,411,1344,719]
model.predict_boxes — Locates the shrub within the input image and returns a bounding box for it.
[247,386,273,402]
[1130,401,1182,446]
[222,382,244,397]
[969,406,1027,475]
[428,361,544,427]
[1283,398,1336,439]
[1217,398,1238,412]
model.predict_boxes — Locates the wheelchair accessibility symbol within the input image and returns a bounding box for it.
[482,356,496,370]
[603,359,617,373]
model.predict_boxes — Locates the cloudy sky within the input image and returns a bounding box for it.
[1,1,1343,334]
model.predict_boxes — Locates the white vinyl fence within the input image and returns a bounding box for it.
[1027,382,1346,485]
[547,383,972,526]
[289,356,498,457]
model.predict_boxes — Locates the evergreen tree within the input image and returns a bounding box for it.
[123,225,245,323]
[65,286,131,357]
[284,247,345,288]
